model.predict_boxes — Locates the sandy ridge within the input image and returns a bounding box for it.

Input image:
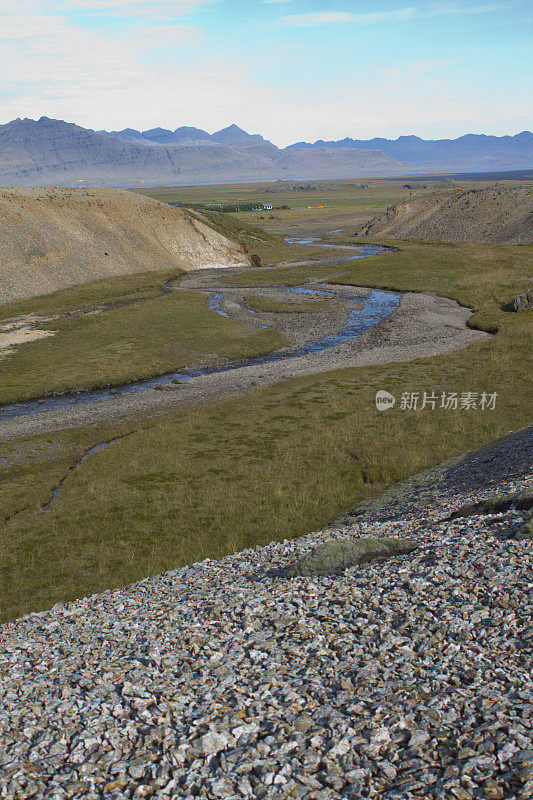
[360,185,533,244]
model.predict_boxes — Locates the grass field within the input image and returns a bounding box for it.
[0,212,346,404]
[0,269,183,320]
[0,277,287,405]
[1,179,531,621]
[138,180,417,237]
[222,239,533,334]
[137,176,532,238]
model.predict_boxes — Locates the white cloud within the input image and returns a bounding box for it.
[280,8,416,26]
[281,12,354,25]
[0,7,199,97]
[0,0,526,147]
[1,29,528,147]
[0,14,69,40]
[383,57,463,78]
[0,1,218,24]
[51,0,216,15]
[425,3,505,16]
[280,3,504,26]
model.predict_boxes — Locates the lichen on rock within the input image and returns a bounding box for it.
[449,486,533,520]
[283,536,419,577]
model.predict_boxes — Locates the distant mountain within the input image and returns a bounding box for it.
[0,117,407,188]
[103,126,212,146]
[286,132,533,171]
[103,125,275,147]
[171,126,212,143]
[102,127,147,143]
[211,124,268,145]
[2,116,530,188]
[103,124,268,147]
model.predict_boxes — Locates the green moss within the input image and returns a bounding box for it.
[450,487,533,519]
[514,520,533,541]
[284,537,419,577]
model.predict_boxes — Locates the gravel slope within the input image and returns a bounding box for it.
[1,426,531,799]
[360,186,533,244]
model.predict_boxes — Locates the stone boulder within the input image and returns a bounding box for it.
[513,289,533,312]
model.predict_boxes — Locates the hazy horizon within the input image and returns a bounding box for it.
[1,1,532,148]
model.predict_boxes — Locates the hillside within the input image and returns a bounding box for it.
[0,117,406,188]
[2,118,532,188]
[360,186,533,244]
[0,188,250,305]
[103,123,270,146]
[109,125,533,172]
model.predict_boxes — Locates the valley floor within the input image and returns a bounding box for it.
[0,263,487,442]
[1,427,531,799]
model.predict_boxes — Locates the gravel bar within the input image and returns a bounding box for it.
[1,427,532,799]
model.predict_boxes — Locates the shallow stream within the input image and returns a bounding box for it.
[0,236,398,421]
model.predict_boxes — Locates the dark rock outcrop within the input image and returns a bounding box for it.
[448,487,533,520]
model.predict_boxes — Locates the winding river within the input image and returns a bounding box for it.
[0,236,398,422]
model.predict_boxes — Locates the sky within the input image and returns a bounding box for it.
[0,0,531,146]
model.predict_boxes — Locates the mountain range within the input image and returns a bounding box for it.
[103,123,270,147]
[287,132,533,171]
[0,116,531,188]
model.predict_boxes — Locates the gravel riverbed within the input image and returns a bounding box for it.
[0,289,487,442]
[1,427,531,799]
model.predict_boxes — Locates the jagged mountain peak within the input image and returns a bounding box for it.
[211,124,267,144]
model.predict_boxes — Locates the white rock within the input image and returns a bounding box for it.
[199,731,230,756]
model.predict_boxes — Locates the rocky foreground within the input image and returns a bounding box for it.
[1,428,532,800]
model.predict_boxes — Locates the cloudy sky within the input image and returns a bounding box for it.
[1,0,531,145]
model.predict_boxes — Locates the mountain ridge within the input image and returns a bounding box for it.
[1,116,531,188]
[0,117,405,188]
[286,131,533,171]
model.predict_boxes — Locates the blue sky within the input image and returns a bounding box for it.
[1,1,531,145]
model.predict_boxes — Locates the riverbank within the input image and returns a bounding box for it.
[0,289,486,441]
[1,227,530,622]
